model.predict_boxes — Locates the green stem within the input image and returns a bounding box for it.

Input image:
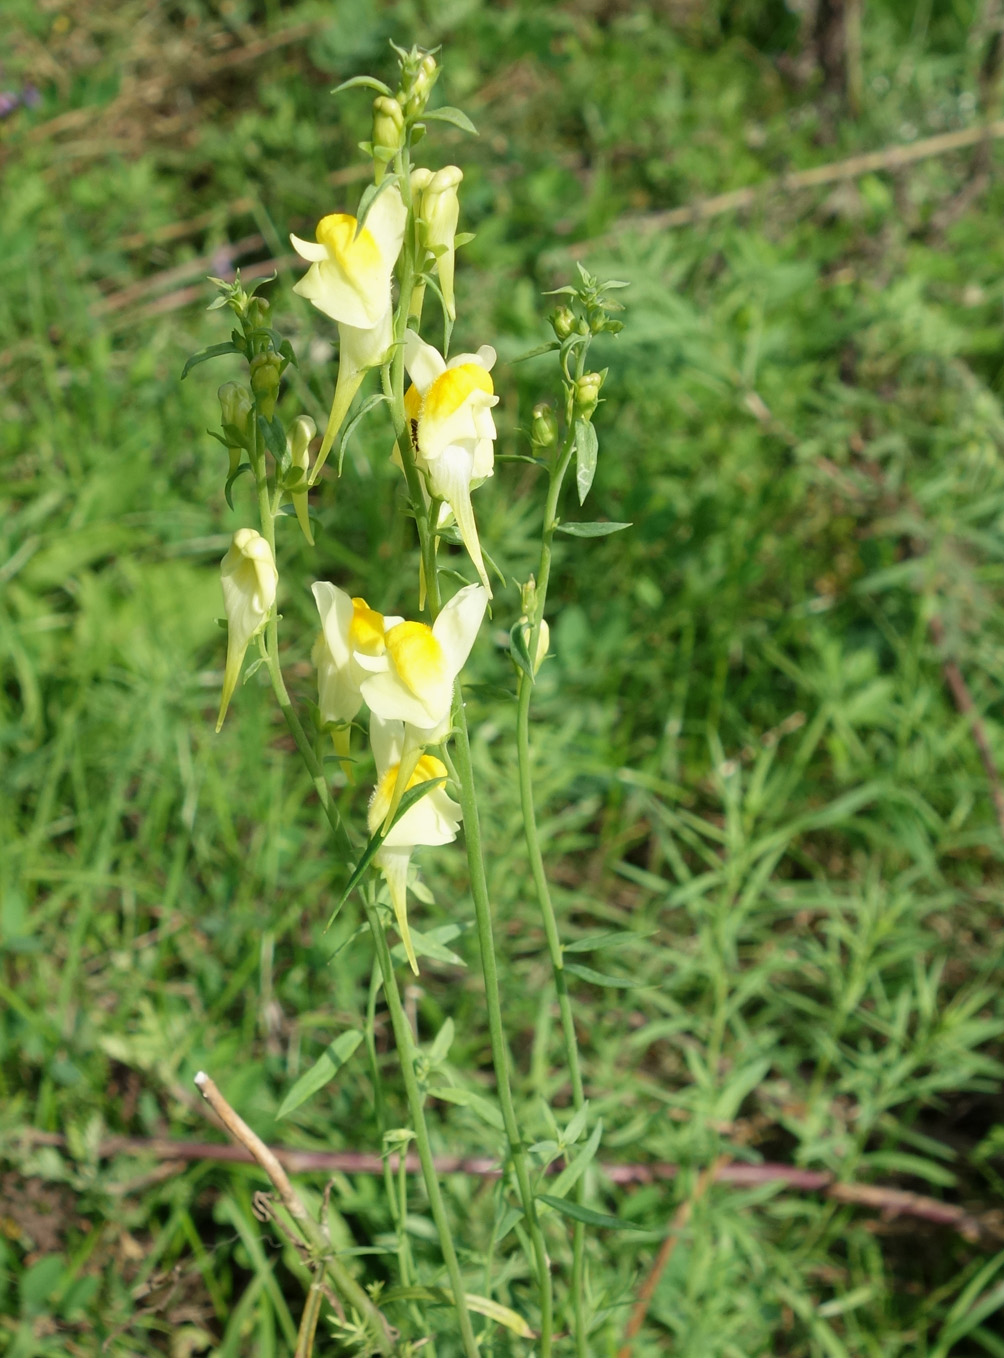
[517,421,590,1355]
[294,1203,391,1350]
[364,891,482,1357]
[448,699,555,1354]
[386,154,440,612]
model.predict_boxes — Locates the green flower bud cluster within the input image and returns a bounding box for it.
[547,263,627,342]
[393,44,439,118]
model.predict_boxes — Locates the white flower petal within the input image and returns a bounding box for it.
[383,784,461,848]
[312,582,355,669]
[433,583,488,678]
[289,233,329,262]
[425,445,490,594]
[363,184,407,268]
[361,669,443,729]
[370,714,404,775]
[404,330,447,394]
[374,845,419,974]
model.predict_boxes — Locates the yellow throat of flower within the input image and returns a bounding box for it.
[349,597,386,655]
[384,621,447,698]
[423,364,493,425]
[369,753,448,831]
[315,213,383,275]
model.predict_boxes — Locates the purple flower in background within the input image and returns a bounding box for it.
[0,85,41,119]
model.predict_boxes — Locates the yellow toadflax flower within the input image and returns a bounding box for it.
[403,332,498,594]
[217,529,278,732]
[368,714,462,974]
[311,582,402,771]
[291,185,407,479]
[356,583,488,742]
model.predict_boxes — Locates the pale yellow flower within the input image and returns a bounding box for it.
[368,714,461,974]
[217,529,278,732]
[356,583,488,741]
[311,582,401,770]
[291,185,407,478]
[403,332,498,593]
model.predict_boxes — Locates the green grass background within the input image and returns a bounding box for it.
[3,0,1004,1353]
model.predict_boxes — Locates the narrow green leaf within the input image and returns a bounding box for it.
[555,521,632,538]
[564,961,640,989]
[563,1101,591,1147]
[331,74,392,96]
[224,462,253,511]
[564,930,652,953]
[180,342,241,380]
[220,421,251,451]
[355,175,400,234]
[550,1120,603,1200]
[423,106,479,134]
[574,418,599,503]
[427,1017,455,1066]
[508,621,535,684]
[537,1192,647,1231]
[258,414,287,464]
[494,1203,523,1243]
[338,392,390,474]
[391,928,464,972]
[276,1029,363,1119]
[433,1086,505,1132]
[511,340,561,364]
[387,920,470,971]
[381,1288,532,1337]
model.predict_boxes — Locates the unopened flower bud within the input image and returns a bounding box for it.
[530,402,558,450]
[411,166,433,196]
[372,95,405,179]
[218,381,252,477]
[416,165,462,320]
[246,296,270,330]
[519,614,550,675]
[520,576,539,617]
[402,51,438,117]
[550,306,576,341]
[249,351,282,420]
[287,414,316,546]
[574,371,604,418]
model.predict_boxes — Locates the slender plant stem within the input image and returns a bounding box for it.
[363,890,482,1357]
[448,699,555,1354]
[517,419,590,1354]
